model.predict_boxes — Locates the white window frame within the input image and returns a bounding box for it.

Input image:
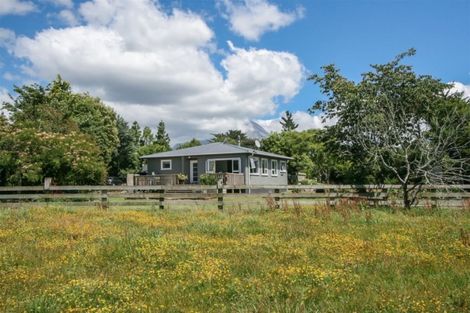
[249,157,260,175]
[207,160,216,173]
[261,159,269,176]
[271,160,278,176]
[160,159,172,171]
[280,161,287,173]
[206,158,241,174]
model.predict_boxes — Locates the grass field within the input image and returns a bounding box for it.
[0,204,469,312]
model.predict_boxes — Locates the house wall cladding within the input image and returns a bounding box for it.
[247,156,288,186]
[146,153,288,185]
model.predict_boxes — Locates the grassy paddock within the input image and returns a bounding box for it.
[0,204,469,312]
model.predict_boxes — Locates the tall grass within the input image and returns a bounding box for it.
[0,204,469,312]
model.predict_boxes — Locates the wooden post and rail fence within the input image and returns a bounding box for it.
[0,184,470,210]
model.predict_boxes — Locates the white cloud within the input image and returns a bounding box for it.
[0,28,16,51]
[58,9,79,26]
[46,0,74,8]
[450,81,470,99]
[0,0,36,16]
[3,72,21,81]
[220,0,304,41]
[256,111,333,133]
[0,88,10,103]
[13,0,304,142]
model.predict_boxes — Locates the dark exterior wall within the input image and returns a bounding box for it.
[247,156,288,186]
[146,157,184,175]
[145,153,289,185]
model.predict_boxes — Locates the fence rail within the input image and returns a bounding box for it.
[1,184,469,209]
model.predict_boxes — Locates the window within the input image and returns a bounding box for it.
[232,159,240,173]
[207,160,216,173]
[206,158,241,173]
[249,157,259,175]
[161,159,172,170]
[271,160,278,176]
[261,159,268,176]
[280,161,287,173]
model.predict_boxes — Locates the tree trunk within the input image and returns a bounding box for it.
[402,184,411,209]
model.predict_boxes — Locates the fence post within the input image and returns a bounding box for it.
[217,182,224,210]
[159,188,165,210]
[274,188,280,209]
[101,190,109,209]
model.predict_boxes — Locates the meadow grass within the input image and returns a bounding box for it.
[0,203,469,312]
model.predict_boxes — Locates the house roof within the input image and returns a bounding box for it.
[140,142,293,160]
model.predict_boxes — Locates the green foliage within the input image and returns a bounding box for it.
[0,126,106,185]
[261,129,346,183]
[155,120,171,150]
[280,110,298,131]
[210,130,256,148]
[4,76,119,166]
[109,116,141,177]
[140,126,154,146]
[199,173,218,185]
[176,138,201,150]
[310,49,470,207]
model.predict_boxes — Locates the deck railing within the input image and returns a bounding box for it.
[216,173,245,186]
[134,174,179,186]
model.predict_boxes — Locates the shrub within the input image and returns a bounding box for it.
[199,173,218,185]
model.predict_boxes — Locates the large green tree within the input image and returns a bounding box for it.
[310,49,470,208]
[109,116,141,177]
[0,125,106,185]
[3,76,119,167]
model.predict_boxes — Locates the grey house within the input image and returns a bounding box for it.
[140,142,292,186]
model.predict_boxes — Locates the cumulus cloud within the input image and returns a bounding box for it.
[256,111,334,133]
[220,0,304,41]
[0,28,16,51]
[0,0,36,16]
[0,88,10,103]
[57,9,79,26]
[46,0,73,8]
[13,0,304,142]
[450,81,470,99]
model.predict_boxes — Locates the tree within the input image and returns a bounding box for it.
[176,138,201,150]
[310,49,470,208]
[155,120,171,150]
[210,130,256,148]
[3,76,119,167]
[280,110,298,131]
[141,126,154,146]
[109,116,141,177]
[261,129,334,183]
[0,124,106,185]
[129,121,142,147]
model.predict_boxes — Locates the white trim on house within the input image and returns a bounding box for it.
[190,160,198,183]
[206,157,242,174]
[261,158,269,176]
[249,157,260,175]
[161,159,172,170]
[271,160,278,176]
[280,160,287,173]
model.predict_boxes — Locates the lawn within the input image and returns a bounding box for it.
[0,204,469,312]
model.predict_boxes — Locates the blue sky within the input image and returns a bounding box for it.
[0,0,469,140]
